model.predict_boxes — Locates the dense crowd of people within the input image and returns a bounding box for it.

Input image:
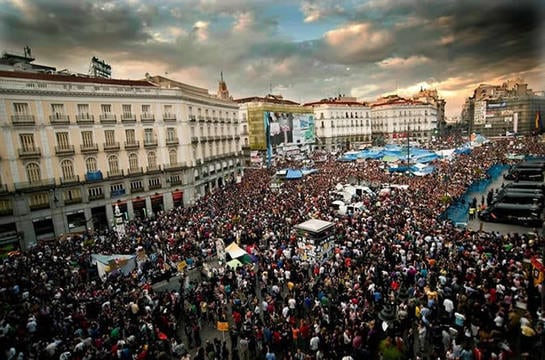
[1,135,545,360]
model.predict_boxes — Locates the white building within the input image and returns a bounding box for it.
[0,69,241,249]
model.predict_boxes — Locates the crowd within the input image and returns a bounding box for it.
[1,135,545,360]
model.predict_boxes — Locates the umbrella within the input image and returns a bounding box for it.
[227,259,243,269]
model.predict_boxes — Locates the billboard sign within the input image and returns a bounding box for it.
[264,112,315,148]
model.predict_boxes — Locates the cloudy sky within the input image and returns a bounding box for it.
[1,0,544,116]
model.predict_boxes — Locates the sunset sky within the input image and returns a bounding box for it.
[1,0,543,116]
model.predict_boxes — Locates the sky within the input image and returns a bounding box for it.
[0,0,544,117]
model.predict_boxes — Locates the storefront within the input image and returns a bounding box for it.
[91,206,107,231]
[132,197,147,219]
[151,194,164,215]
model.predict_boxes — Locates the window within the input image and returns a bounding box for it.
[26,163,41,183]
[169,149,177,165]
[20,134,36,151]
[147,152,157,168]
[61,159,74,179]
[82,131,94,146]
[101,104,112,113]
[128,153,139,170]
[144,129,154,143]
[56,132,70,148]
[51,104,65,117]
[88,186,103,198]
[142,104,151,113]
[108,155,119,173]
[166,127,176,142]
[104,130,115,145]
[122,104,131,115]
[125,129,136,143]
[149,178,161,187]
[77,104,89,114]
[164,104,173,114]
[86,157,97,172]
[130,180,143,191]
[14,103,29,114]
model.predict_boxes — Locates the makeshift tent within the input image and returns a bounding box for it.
[91,254,136,281]
[225,242,247,259]
[285,169,303,179]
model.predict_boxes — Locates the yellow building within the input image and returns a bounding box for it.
[0,70,241,249]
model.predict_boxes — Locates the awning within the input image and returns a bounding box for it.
[172,191,183,201]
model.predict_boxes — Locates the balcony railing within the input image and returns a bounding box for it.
[11,114,35,125]
[55,145,75,155]
[130,185,145,194]
[148,182,162,190]
[49,114,70,125]
[143,140,158,148]
[18,147,41,158]
[76,114,95,124]
[124,141,140,150]
[140,113,155,123]
[121,113,136,123]
[30,202,50,211]
[107,170,124,179]
[164,113,177,122]
[64,197,83,205]
[80,143,99,153]
[88,193,105,201]
[99,114,116,124]
[103,142,120,151]
[188,115,196,122]
[164,162,186,172]
[128,167,144,176]
[60,175,80,185]
[191,137,199,144]
[146,165,162,174]
[166,138,179,146]
[169,177,183,186]
[14,178,55,191]
[198,116,205,122]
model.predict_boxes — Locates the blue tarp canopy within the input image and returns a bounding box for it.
[285,169,303,179]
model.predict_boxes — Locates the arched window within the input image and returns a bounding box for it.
[108,155,119,173]
[147,151,157,168]
[128,153,139,170]
[86,157,97,172]
[26,163,41,183]
[60,159,74,179]
[169,149,177,165]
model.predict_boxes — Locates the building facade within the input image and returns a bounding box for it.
[463,79,545,137]
[0,71,241,249]
[304,96,372,152]
[369,95,439,145]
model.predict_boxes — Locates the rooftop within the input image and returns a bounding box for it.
[0,70,156,87]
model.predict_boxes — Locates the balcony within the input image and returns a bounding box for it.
[124,141,140,150]
[103,142,120,151]
[76,114,95,125]
[85,171,103,182]
[30,202,50,211]
[64,197,83,205]
[169,177,183,186]
[49,114,70,125]
[55,145,75,156]
[188,115,196,122]
[107,170,124,179]
[148,182,162,190]
[143,140,158,148]
[140,113,155,123]
[99,114,116,124]
[11,114,35,126]
[18,147,41,158]
[130,185,145,194]
[121,113,136,123]
[198,116,205,122]
[88,193,105,201]
[163,113,177,122]
[14,178,55,192]
[146,165,162,174]
[80,143,99,153]
[206,116,212,122]
[166,137,179,146]
[191,137,199,144]
[164,162,186,172]
[60,175,80,185]
[128,167,144,176]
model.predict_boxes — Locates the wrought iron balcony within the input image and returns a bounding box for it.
[88,193,105,201]
[80,143,99,153]
[11,114,35,125]
[164,162,186,172]
[121,113,136,123]
[18,147,41,158]
[191,137,199,144]
[143,140,158,148]
[14,178,55,192]
[55,145,75,155]
[49,114,70,125]
[64,197,83,205]
[163,113,177,122]
[107,170,124,179]
[76,114,95,124]
[140,113,155,123]
[103,142,120,151]
[148,182,162,190]
[146,165,162,174]
[198,116,205,122]
[128,167,144,176]
[99,114,116,124]
[124,140,140,150]
[188,115,196,122]
[60,175,80,185]
[166,137,179,145]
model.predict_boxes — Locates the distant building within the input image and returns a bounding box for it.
[369,95,439,144]
[463,79,545,136]
[0,48,56,73]
[304,96,372,152]
[0,64,241,249]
